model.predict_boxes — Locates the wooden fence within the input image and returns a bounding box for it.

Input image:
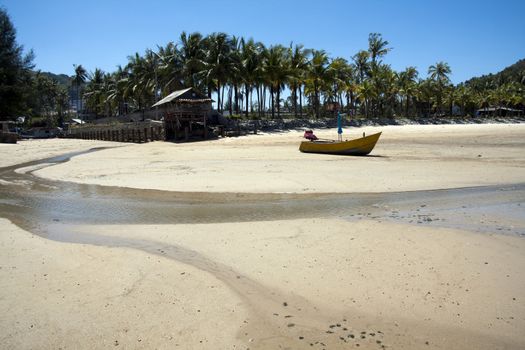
[68,121,164,143]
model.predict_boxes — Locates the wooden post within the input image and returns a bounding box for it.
[203,115,207,139]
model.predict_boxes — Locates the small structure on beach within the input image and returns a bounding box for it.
[152,87,213,141]
[0,121,18,143]
[476,106,523,117]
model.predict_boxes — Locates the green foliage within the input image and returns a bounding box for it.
[465,59,525,91]
[0,8,34,120]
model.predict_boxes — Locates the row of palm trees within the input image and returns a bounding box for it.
[76,32,524,120]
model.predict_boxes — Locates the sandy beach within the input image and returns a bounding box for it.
[1,124,525,349]
[32,123,525,193]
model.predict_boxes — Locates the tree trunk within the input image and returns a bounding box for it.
[221,84,225,113]
[256,85,261,117]
[228,86,233,116]
[262,86,266,118]
[270,86,275,119]
[234,85,239,114]
[292,86,297,118]
[276,87,281,118]
[245,84,250,118]
[314,85,319,119]
[217,82,221,113]
[299,85,303,118]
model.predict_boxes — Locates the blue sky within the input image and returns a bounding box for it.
[2,0,524,84]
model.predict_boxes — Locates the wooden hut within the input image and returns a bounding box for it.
[152,88,213,141]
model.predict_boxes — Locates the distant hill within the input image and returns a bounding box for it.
[40,71,73,88]
[464,59,525,90]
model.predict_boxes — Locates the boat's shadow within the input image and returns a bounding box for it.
[328,154,388,158]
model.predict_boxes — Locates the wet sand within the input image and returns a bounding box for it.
[1,124,525,349]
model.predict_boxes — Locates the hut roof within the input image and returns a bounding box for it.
[477,106,521,112]
[152,87,212,107]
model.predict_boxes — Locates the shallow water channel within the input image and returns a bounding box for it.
[1,148,524,240]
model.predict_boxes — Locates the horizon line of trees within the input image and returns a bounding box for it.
[67,32,525,122]
[1,8,524,127]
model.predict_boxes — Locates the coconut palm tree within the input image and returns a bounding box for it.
[329,57,353,111]
[240,38,263,117]
[56,87,69,126]
[398,66,419,117]
[179,31,205,89]
[428,61,452,115]
[227,35,243,115]
[84,68,105,116]
[203,32,232,113]
[72,64,87,116]
[125,52,157,115]
[288,44,311,117]
[262,45,289,118]
[353,50,369,83]
[428,61,451,84]
[156,42,183,96]
[106,65,130,116]
[357,80,376,118]
[307,50,330,118]
[368,33,391,67]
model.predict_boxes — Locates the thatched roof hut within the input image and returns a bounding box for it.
[152,88,213,141]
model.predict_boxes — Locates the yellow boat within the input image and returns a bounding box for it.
[299,132,382,156]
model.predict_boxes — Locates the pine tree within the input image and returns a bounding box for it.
[0,8,34,120]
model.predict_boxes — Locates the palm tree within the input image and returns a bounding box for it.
[307,50,330,118]
[428,61,452,115]
[262,45,289,118]
[428,61,451,84]
[329,57,353,111]
[353,50,369,83]
[56,87,69,126]
[228,35,243,115]
[106,65,129,116]
[240,38,263,117]
[84,68,105,116]
[398,66,419,117]
[125,52,157,116]
[455,85,475,116]
[156,42,183,95]
[368,33,391,67]
[357,80,376,118]
[203,32,231,113]
[72,64,87,116]
[288,44,311,117]
[179,31,205,89]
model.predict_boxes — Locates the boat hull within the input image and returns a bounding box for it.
[299,132,381,156]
